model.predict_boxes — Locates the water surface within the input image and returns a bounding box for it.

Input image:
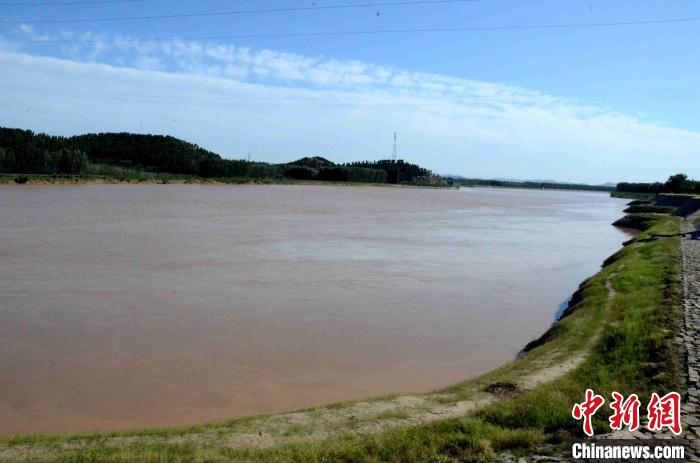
[0,185,630,434]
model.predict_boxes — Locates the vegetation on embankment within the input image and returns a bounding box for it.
[0,214,682,462]
[610,191,655,200]
[612,213,670,231]
[477,213,681,421]
[0,128,446,187]
[626,199,654,206]
[623,204,676,214]
[612,184,700,218]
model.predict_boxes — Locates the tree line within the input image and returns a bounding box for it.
[0,128,443,185]
[346,160,446,186]
[0,128,279,179]
[281,156,387,183]
[0,129,89,175]
[617,174,700,195]
[279,157,445,185]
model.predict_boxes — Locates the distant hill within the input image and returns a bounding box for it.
[287,156,335,169]
[0,128,229,176]
[280,157,388,184]
[69,132,220,175]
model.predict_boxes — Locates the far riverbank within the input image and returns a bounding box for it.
[0,173,454,189]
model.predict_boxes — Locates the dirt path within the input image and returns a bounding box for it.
[518,263,624,394]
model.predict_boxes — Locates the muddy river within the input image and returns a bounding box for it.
[0,184,631,434]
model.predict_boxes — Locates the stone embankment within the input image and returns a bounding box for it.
[679,215,700,460]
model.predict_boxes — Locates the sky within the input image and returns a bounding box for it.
[0,0,699,184]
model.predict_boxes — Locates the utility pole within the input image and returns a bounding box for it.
[391,132,399,184]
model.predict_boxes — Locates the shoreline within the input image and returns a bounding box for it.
[1,174,614,193]
[0,175,454,189]
[0,209,684,462]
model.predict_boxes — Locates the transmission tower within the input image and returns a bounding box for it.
[390,132,400,184]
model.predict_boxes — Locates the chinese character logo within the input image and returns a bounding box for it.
[572,389,605,436]
[609,392,641,431]
[647,392,682,435]
[572,390,682,436]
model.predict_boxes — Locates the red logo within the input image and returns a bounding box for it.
[572,390,682,436]
[647,392,682,435]
[572,389,605,436]
[609,392,641,432]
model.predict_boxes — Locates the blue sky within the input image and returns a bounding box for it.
[1,0,699,183]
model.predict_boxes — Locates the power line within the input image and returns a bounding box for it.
[6,16,700,43]
[0,0,144,6]
[1,0,478,23]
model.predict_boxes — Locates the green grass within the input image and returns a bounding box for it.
[610,192,656,200]
[612,213,673,231]
[626,199,653,206]
[0,215,682,462]
[478,217,681,435]
[623,204,676,214]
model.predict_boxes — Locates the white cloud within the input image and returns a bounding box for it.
[16,24,53,43]
[0,26,699,183]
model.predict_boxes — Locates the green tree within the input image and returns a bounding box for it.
[663,173,690,193]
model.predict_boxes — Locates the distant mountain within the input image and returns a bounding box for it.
[451,177,614,192]
[444,174,615,188]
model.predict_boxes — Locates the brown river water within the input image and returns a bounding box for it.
[0,185,632,435]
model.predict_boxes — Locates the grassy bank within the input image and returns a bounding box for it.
[612,213,670,231]
[610,191,656,200]
[623,204,676,214]
[0,215,682,463]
